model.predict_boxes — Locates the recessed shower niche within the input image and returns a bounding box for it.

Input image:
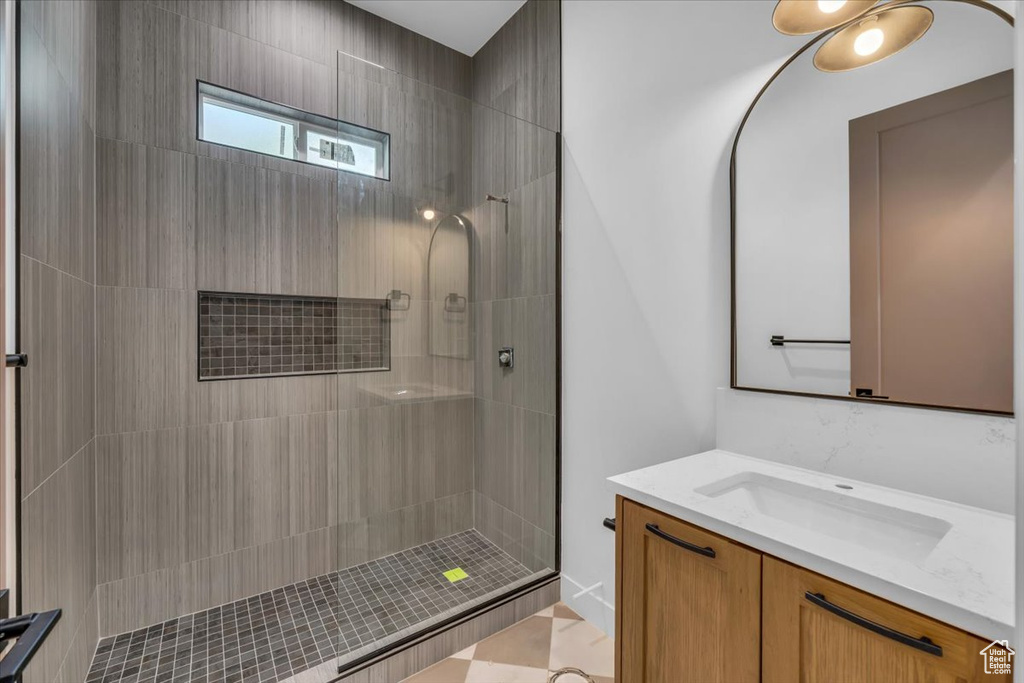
[198,292,390,380]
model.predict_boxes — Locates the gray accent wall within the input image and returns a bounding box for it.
[90,0,483,638]
[469,0,561,573]
[18,0,559,676]
[19,1,99,681]
[472,0,561,133]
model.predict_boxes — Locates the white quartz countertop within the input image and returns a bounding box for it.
[608,449,1013,642]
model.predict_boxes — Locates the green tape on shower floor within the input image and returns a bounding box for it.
[443,567,469,583]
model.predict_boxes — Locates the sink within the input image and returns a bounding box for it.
[694,472,952,562]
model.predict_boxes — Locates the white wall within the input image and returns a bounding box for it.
[561,0,792,632]
[562,0,1018,637]
[735,2,1013,395]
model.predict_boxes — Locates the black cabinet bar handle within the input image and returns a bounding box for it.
[804,592,943,657]
[644,523,716,558]
[603,517,616,531]
[4,354,26,368]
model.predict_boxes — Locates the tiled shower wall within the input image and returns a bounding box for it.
[470,0,561,573]
[91,0,481,638]
[19,1,99,681]
[19,1,559,677]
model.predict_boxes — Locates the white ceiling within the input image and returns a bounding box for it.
[346,0,527,56]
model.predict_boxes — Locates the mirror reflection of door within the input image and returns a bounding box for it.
[849,71,1013,413]
[427,214,471,360]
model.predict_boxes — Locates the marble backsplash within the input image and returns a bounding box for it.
[715,388,1015,514]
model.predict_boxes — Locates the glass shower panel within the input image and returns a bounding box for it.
[330,51,558,674]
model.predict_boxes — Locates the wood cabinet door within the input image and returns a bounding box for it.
[762,557,1012,683]
[615,497,761,683]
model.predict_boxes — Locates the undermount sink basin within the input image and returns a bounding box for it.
[694,472,952,562]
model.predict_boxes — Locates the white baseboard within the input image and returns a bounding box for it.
[560,574,616,638]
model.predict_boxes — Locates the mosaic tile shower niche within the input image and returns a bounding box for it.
[198,292,390,379]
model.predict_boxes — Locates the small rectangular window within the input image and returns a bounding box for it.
[197,81,390,180]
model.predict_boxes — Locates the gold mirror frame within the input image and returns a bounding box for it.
[728,0,1014,416]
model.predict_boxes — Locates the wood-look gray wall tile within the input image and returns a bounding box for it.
[256,169,337,297]
[510,119,557,190]
[365,492,474,561]
[96,429,187,584]
[338,184,390,300]
[509,407,556,535]
[285,413,336,536]
[471,0,560,132]
[147,0,473,97]
[22,0,98,130]
[96,287,194,434]
[19,3,99,678]
[337,186,435,303]
[511,295,556,415]
[473,399,510,512]
[390,301,428,359]
[62,270,95,471]
[434,490,474,538]
[433,398,474,499]
[474,491,555,573]
[20,258,95,495]
[366,500,436,561]
[20,22,96,282]
[250,0,329,65]
[496,172,557,299]
[474,399,556,557]
[196,156,257,291]
[329,1,472,98]
[336,399,475,524]
[97,413,335,585]
[196,19,337,122]
[22,443,97,682]
[146,0,251,40]
[19,257,63,494]
[96,138,197,289]
[96,0,199,152]
[193,375,339,425]
[98,524,339,636]
[470,106,510,216]
[52,590,100,683]
[474,297,556,415]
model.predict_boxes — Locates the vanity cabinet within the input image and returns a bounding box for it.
[615,498,761,683]
[615,497,1011,683]
[762,557,1004,682]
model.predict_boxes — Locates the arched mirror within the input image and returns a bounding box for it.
[731,0,1014,414]
[428,214,471,359]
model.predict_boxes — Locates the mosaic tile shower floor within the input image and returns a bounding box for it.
[86,531,533,683]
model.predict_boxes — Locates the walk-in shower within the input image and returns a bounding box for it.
[78,43,559,683]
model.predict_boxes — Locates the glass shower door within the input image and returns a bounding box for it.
[329,50,558,675]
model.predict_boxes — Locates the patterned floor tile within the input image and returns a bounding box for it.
[86,531,531,683]
[464,660,550,683]
[472,616,553,669]
[549,617,614,679]
[402,602,615,683]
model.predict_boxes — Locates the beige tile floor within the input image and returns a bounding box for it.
[402,603,614,683]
